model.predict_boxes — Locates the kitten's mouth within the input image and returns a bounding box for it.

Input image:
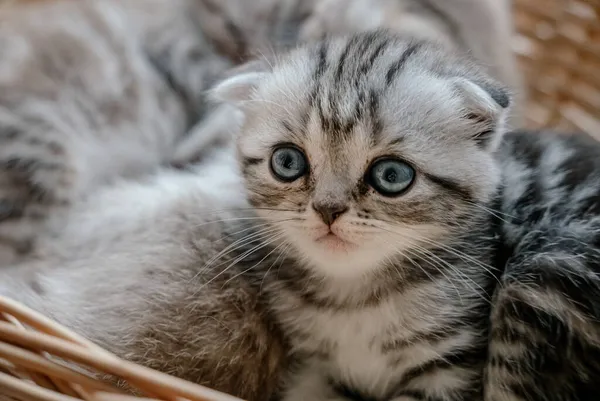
[315,232,355,252]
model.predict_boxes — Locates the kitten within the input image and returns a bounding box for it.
[0,0,522,265]
[0,0,230,264]
[2,31,598,401]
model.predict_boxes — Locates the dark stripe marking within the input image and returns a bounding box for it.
[385,42,422,87]
[335,36,360,83]
[224,19,246,60]
[359,39,388,76]
[368,89,383,139]
[330,380,378,401]
[425,173,473,201]
[314,40,328,81]
[396,346,485,390]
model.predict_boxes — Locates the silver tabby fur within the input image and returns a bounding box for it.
[0,0,521,265]
[1,30,598,401]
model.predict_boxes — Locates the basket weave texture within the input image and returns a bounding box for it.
[0,297,242,401]
[513,0,600,138]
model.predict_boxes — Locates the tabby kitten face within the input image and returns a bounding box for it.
[214,31,510,278]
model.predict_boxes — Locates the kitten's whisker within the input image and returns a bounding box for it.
[372,223,501,285]
[464,200,519,220]
[409,235,501,285]
[189,206,300,216]
[192,226,281,280]
[211,229,284,273]
[195,232,285,292]
[222,219,298,240]
[405,246,490,304]
[260,243,292,292]
[223,240,289,287]
[464,201,515,225]
[399,245,465,304]
[190,216,270,229]
[380,243,435,283]
[190,215,300,231]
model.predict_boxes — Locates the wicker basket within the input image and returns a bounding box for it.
[0,296,243,401]
[513,0,600,138]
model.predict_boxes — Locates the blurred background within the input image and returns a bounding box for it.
[2,0,599,137]
[514,0,599,137]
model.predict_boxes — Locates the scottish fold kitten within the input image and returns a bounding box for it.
[0,0,521,265]
[2,31,598,401]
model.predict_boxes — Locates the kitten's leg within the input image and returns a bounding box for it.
[485,228,600,401]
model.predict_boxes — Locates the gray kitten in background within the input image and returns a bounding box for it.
[0,0,521,265]
[2,30,598,401]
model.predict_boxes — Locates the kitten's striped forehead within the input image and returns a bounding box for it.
[307,32,423,146]
[238,30,506,215]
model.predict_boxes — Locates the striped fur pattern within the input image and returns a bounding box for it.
[0,0,226,264]
[0,0,520,265]
[223,31,500,401]
[215,31,600,400]
[486,130,600,401]
[0,31,596,400]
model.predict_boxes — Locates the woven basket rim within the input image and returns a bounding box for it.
[0,296,245,401]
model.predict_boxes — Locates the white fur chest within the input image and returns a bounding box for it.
[291,302,402,392]
[272,292,423,396]
[271,280,479,400]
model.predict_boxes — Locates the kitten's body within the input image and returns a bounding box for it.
[0,0,521,265]
[1,31,598,401]
[0,0,227,264]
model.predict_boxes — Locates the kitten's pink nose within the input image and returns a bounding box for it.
[312,203,348,226]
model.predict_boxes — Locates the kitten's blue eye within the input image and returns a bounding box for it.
[270,146,308,182]
[368,158,415,196]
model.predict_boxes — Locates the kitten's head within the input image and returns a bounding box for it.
[213,31,511,278]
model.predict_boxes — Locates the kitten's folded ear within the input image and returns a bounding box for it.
[451,77,512,150]
[210,59,272,105]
